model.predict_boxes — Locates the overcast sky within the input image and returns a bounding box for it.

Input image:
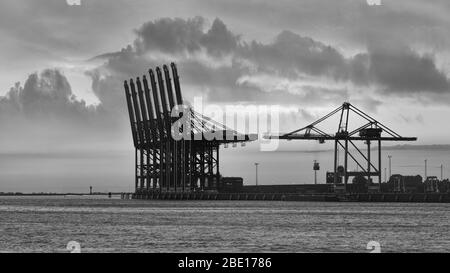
[2,0,450,154]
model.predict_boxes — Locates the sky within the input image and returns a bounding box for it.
[1,0,450,191]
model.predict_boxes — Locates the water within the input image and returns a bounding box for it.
[1,146,450,193]
[0,196,448,253]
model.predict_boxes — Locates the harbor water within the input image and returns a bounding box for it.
[0,196,448,253]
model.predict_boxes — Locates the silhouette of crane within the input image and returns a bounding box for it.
[266,102,417,192]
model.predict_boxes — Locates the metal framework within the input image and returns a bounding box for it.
[124,63,256,194]
[267,102,417,192]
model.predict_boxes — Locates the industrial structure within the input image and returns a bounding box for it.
[267,102,417,192]
[124,63,255,195]
[123,63,449,202]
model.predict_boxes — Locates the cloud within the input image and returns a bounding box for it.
[399,113,425,124]
[4,16,450,115]
[88,18,355,106]
[1,70,94,120]
[134,17,239,57]
[2,15,450,152]
[367,45,450,94]
[234,30,450,97]
[68,16,450,138]
[0,69,127,152]
[238,30,349,80]
[197,0,450,51]
[132,17,450,101]
[134,17,206,54]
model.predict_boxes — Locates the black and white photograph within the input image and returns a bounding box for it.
[0,0,449,259]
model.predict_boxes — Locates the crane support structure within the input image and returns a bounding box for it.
[124,63,256,194]
[266,102,417,192]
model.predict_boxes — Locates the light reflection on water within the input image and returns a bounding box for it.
[0,196,449,253]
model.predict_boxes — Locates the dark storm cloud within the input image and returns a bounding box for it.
[198,0,450,50]
[367,46,450,94]
[2,15,450,152]
[134,17,239,57]
[3,15,450,127]
[89,17,352,105]
[236,30,450,95]
[134,17,206,54]
[83,16,450,111]
[238,30,348,80]
[343,42,450,96]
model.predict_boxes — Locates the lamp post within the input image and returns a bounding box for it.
[255,163,259,186]
[388,155,392,179]
[425,159,428,179]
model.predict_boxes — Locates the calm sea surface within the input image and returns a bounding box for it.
[1,147,450,193]
[0,196,448,253]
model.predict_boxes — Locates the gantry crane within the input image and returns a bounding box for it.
[266,102,417,192]
[124,63,256,195]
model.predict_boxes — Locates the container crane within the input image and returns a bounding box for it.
[265,102,417,192]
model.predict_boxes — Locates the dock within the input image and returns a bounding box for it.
[123,192,450,203]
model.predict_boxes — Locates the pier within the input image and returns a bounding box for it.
[122,192,450,203]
